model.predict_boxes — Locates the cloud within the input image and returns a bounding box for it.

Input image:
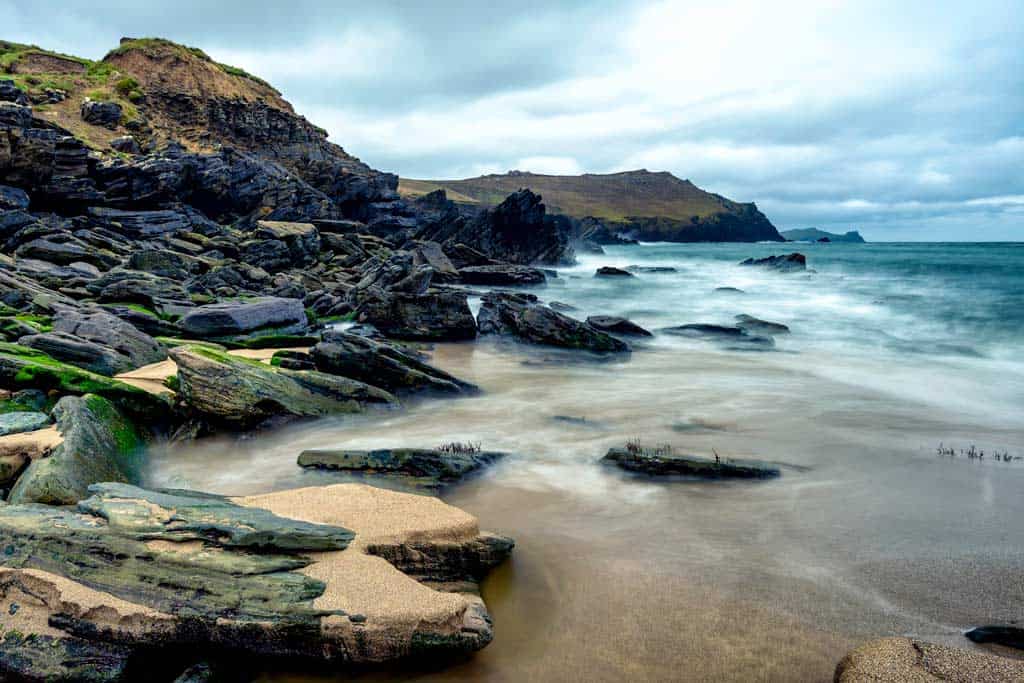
[2,0,1022,239]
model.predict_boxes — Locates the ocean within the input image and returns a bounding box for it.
[149,241,1024,681]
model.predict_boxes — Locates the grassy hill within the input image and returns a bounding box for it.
[400,170,750,222]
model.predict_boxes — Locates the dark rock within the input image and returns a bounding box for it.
[87,206,192,237]
[270,349,315,371]
[15,236,115,268]
[626,265,677,273]
[0,101,33,128]
[297,447,504,487]
[18,331,137,376]
[964,625,1024,650]
[8,394,146,504]
[0,184,30,211]
[179,297,307,338]
[444,243,495,269]
[249,220,321,271]
[109,135,140,154]
[355,289,477,341]
[170,345,396,429]
[548,301,578,312]
[0,630,130,683]
[661,324,774,348]
[311,330,477,395]
[595,266,635,278]
[459,264,547,286]
[53,307,166,369]
[128,249,193,279]
[0,411,50,436]
[739,253,807,272]
[602,447,780,478]
[477,292,629,353]
[734,314,790,336]
[80,99,122,129]
[411,241,460,282]
[89,269,190,307]
[0,80,30,106]
[585,315,652,337]
[714,286,745,294]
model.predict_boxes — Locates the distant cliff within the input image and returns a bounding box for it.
[400,170,783,243]
[782,228,865,243]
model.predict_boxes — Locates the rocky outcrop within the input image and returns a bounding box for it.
[310,330,477,395]
[585,315,652,337]
[602,447,780,478]
[178,297,307,339]
[835,637,1024,682]
[739,253,806,272]
[297,447,504,488]
[477,292,629,353]
[0,482,513,677]
[458,264,547,286]
[594,266,634,278]
[170,345,396,429]
[354,289,477,341]
[8,394,145,504]
[80,99,122,129]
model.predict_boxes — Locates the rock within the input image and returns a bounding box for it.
[548,301,578,312]
[80,99,122,129]
[311,330,477,395]
[271,349,316,371]
[0,482,512,671]
[0,184,30,211]
[15,237,115,268]
[477,292,630,353]
[0,630,131,683]
[170,345,396,429]
[109,135,140,154]
[355,289,477,341]
[602,446,780,478]
[595,266,635,278]
[0,80,30,106]
[626,265,677,273]
[18,331,136,376]
[734,314,790,336]
[739,253,807,272]
[714,286,745,294]
[0,342,170,420]
[459,264,547,286]
[965,625,1024,650]
[128,248,193,279]
[411,241,460,283]
[585,315,652,337]
[835,637,1024,682]
[250,220,321,271]
[53,308,166,369]
[0,411,50,436]
[87,206,193,238]
[297,447,504,487]
[179,297,307,338]
[661,323,774,348]
[8,394,145,505]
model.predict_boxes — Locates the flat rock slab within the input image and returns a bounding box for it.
[661,324,774,348]
[603,447,781,479]
[179,297,307,337]
[458,265,546,286]
[0,411,50,436]
[298,448,505,487]
[586,315,652,337]
[835,637,1024,682]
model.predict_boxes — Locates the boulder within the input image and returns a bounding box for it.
[734,314,790,336]
[595,266,634,278]
[311,330,477,395]
[739,253,806,272]
[0,342,170,420]
[87,207,193,237]
[53,308,166,369]
[80,99,122,129]
[128,249,193,279]
[18,331,136,376]
[355,289,477,341]
[459,264,547,286]
[0,184,30,211]
[661,323,774,348]
[585,315,652,337]
[602,447,780,479]
[477,292,629,353]
[8,394,145,505]
[109,135,140,154]
[297,447,505,487]
[0,482,512,672]
[835,637,1024,682]
[411,241,460,282]
[170,346,396,429]
[179,297,307,338]
[0,411,50,436]
[965,625,1024,650]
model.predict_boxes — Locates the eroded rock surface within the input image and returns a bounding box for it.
[477,292,629,353]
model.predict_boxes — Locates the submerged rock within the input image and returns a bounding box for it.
[661,324,774,348]
[458,264,547,286]
[739,253,806,272]
[835,637,1024,682]
[8,395,145,505]
[585,315,652,337]
[734,314,790,336]
[311,330,477,396]
[602,447,780,478]
[170,345,396,429]
[297,447,504,487]
[477,292,629,353]
[0,482,513,674]
[626,265,677,273]
[965,625,1024,650]
[595,266,635,278]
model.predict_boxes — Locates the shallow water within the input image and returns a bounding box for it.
[148,242,1024,682]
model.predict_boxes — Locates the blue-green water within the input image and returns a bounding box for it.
[153,242,1024,682]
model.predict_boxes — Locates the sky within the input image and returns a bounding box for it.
[4,0,1023,240]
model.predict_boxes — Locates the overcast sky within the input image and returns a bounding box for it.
[5,0,1023,239]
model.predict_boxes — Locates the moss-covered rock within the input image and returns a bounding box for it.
[7,394,146,504]
[0,342,171,420]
